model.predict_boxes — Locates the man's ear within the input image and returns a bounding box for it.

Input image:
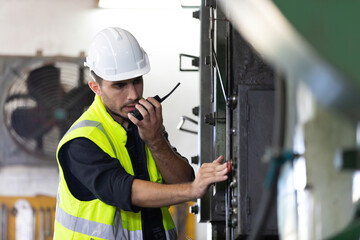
[88,80,101,96]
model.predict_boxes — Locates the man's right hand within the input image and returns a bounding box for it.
[191,155,229,199]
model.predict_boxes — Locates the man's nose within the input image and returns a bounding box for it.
[127,84,139,100]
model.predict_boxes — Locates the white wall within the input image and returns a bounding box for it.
[0,0,200,192]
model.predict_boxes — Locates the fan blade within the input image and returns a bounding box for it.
[5,94,32,103]
[49,84,94,136]
[11,106,56,140]
[63,84,94,120]
[26,65,65,109]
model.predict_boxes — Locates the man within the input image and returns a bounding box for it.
[54,27,228,240]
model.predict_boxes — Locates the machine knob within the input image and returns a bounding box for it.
[189,205,199,214]
[230,179,237,188]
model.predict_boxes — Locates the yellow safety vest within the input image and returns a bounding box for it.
[54,95,176,240]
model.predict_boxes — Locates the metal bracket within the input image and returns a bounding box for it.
[177,116,198,134]
[179,54,199,72]
[204,112,226,126]
[180,0,201,9]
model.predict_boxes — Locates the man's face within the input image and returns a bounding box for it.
[98,76,143,120]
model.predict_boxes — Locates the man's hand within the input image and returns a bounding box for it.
[128,97,163,147]
[131,155,229,208]
[191,155,229,199]
[128,97,193,183]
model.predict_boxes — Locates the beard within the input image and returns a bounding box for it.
[103,99,139,122]
[106,106,124,118]
[104,104,133,127]
[100,87,141,124]
[101,94,128,121]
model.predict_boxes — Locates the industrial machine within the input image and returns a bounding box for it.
[188,0,360,239]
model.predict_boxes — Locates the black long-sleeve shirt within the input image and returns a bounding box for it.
[57,123,192,212]
[58,123,194,240]
[59,137,138,211]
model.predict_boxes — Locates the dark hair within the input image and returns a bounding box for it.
[90,71,103,86]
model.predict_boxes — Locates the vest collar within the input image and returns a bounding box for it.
[92,95,128,143]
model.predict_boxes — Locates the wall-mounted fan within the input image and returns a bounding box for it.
[1,56,94,162]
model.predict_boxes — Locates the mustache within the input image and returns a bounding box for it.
[123,99,141,106]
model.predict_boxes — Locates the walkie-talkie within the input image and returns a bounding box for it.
[130,82,181,121]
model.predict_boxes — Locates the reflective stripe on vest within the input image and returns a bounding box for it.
[57,189,177,240]
[113,209,142,240]
[55,193,113,239]
[65,120,118,159]
[114,209,177,240]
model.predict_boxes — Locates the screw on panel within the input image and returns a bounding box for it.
[231,197,237,206]
[227,95,237,109]
[230,128,237,136]
[229,179,237,188]
[231,216,238,228]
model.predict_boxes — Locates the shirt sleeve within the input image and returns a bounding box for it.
[162,127,195,181]
[58,137,140,212]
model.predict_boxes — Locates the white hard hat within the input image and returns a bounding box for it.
[84,27,150,81]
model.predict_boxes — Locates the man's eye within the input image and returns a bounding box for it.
[114,84,125,88]
[134,77,143,84]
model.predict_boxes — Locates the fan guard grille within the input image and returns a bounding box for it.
[3,61,93,160]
